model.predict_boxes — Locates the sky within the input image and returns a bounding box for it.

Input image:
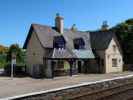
[0,0,133,47]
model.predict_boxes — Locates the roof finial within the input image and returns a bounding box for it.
[101,21,109,31]
[71,24,77,31]
[56,13,60,17]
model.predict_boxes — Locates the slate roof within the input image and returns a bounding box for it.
[63,29,91,50]
[52,48,77,59]
[72,50,95,59]
[25,24,61,48]
[23,23,95,59]
[89,31,115,50]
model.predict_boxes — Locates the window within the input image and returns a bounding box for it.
[73,38,85,49]
[53,36,66,49]
[112,59,117,67]
[113,45,116,52]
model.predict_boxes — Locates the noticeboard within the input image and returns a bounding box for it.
[11,53,16,65]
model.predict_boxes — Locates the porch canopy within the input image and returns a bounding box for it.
[44,48,95,77]
[72,49,95,59]
[45,48,95,60]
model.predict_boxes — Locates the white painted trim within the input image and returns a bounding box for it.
[2,74,133,100]
[52,48,55,58]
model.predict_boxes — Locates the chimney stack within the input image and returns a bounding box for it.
[55,13,64,34]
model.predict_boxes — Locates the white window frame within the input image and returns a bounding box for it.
[112,58,117,67]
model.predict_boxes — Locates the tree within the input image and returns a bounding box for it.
[6,44,24,63]
[0,45,8,54]
[4,44,26,74]
[111,18,133,64]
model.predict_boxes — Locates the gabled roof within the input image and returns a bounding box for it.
[23,24,61,49]
[89,30,116,50]
[63,29,91,50]
[23,23,95,59]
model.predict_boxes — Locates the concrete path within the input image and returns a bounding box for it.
[0,71,133,99]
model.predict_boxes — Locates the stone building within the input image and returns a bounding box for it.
[90,30,123,73]
[23,14,95,77]
[23,14,123,77]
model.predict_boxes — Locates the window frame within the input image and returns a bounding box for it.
[73,38,85,50]
[112,58,118,67]
[53,36,66,49]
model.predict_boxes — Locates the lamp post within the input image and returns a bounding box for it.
[11,52,16,79]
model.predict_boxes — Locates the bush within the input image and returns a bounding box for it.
[4,63,26,75]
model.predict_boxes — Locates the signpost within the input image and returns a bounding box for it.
[11,52,16,79]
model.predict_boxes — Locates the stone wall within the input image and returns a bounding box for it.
[26,31,44,76]
[105,38,123,73]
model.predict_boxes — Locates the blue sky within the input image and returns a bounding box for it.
[0,0,133,47]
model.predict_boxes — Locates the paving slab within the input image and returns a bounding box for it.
[0,71,133,99]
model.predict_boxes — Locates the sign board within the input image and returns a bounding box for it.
[11,59,16,65]
[11,53,16,65]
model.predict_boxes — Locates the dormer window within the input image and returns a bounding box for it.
[73,38,85,49]
[53,36,66,49]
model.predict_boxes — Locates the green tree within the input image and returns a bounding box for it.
[0,45,8,54]
[111,18,133,64]
[6,44,24,64]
